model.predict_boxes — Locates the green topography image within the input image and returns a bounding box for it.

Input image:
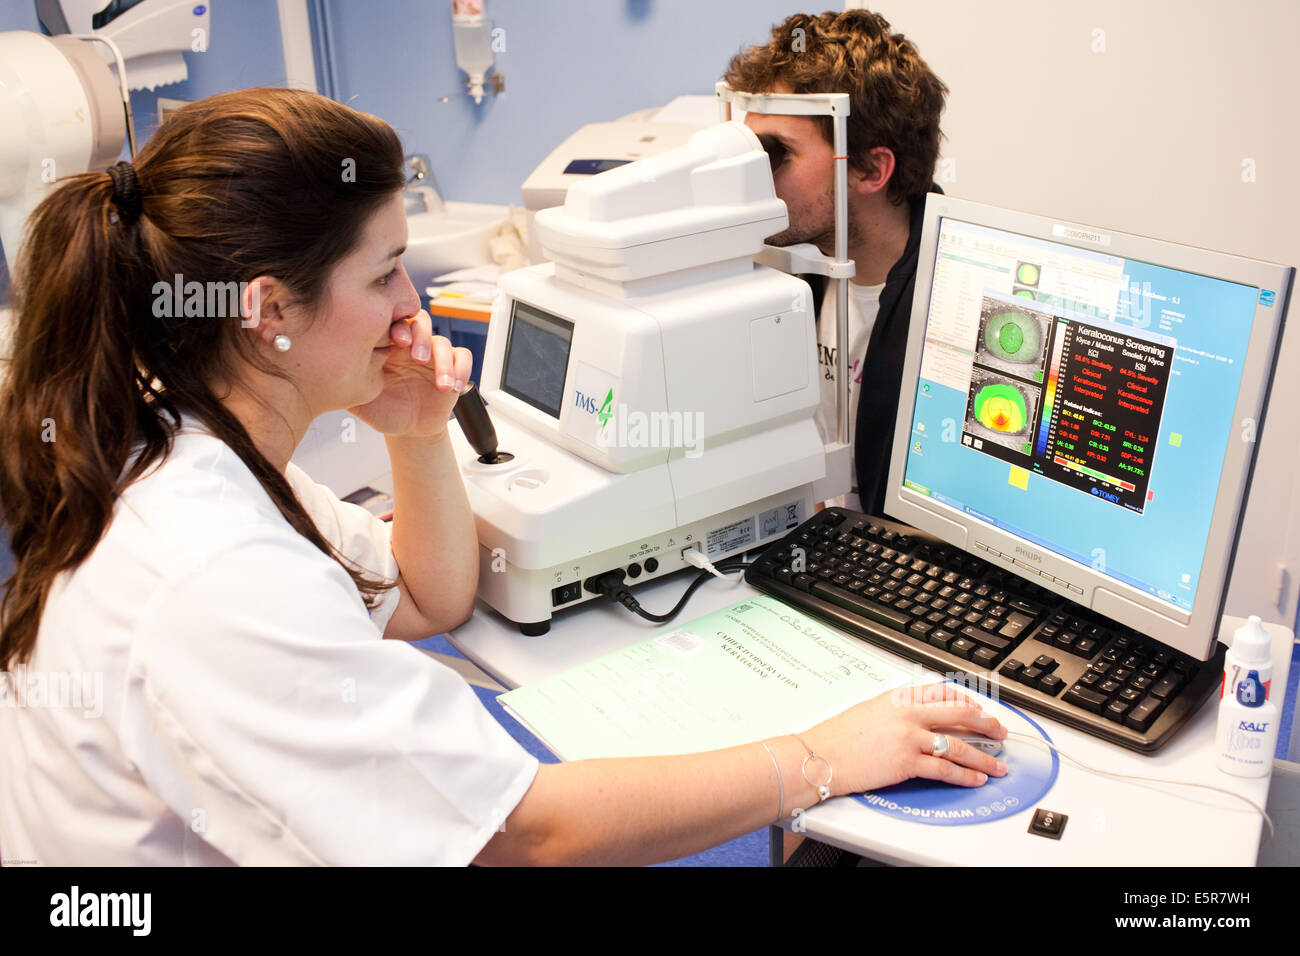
[984,310,1040,363]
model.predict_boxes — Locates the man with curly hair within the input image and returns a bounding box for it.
[725,9,948,514]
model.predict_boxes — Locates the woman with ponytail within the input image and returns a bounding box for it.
[0,89,1004,866]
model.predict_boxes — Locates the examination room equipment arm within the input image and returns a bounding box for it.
[473,684,1005,866]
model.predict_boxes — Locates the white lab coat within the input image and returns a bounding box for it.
[0,418,538,865]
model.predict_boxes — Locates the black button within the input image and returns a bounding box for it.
[1104,699,1131,722]
[1150,674,1183,700]
[1124,696,1164,732]
[960,625,1010,652]
[551,581,582,607]
[1064,685,1109,714]
[928,629,956,651]
[1038,674,1065,696]
[1029,808,1067,839]
[949,637,976,659]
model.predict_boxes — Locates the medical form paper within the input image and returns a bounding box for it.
[498,595,913,760]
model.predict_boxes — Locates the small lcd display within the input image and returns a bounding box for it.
[562,158,632,175]
[501,301,574,419]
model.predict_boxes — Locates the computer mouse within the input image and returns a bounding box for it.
[959,735,1005,758]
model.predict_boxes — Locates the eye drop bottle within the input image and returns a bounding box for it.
[1216,667,1278,778]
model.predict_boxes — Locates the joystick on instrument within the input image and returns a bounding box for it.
[453,383,514,465]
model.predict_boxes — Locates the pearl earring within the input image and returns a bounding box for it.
[273,334,292,352]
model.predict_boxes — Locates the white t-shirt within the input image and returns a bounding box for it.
[813,280,885,511]
[0,418,538,865]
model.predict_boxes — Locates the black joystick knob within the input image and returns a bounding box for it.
[453,383,514,465]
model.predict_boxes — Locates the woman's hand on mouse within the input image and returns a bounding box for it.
[349,310,473,439]
[800,682,1008,797]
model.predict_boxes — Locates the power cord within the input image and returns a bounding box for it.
[585,555,753,626]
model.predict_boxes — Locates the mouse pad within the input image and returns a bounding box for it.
[853,682,1059,826]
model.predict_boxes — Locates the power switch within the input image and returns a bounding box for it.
[551,581,582,608]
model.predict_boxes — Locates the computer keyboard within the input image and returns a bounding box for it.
[743,507,1225,753]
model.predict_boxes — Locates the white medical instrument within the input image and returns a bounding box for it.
[2,1,203,358]
[36,0,208,90]
[449,87,855,634]
[0,31,129,365]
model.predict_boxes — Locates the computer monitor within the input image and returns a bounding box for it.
[887,195,1292,661]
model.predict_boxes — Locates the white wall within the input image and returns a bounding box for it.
[854,0,1300,626]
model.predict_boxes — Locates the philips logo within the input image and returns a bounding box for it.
[1014,545,1043,563]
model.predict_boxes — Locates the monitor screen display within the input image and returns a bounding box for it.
[902,217,1262,613]
[501,301,574,419]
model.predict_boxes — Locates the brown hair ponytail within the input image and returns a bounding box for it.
[0,88,407,667]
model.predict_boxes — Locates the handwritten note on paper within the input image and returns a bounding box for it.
[499,595,913,761]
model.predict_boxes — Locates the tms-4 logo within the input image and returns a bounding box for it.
[576,388,615,429]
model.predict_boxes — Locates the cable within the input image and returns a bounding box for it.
[682,546,747,584]
[1002,730,1275,840]
[585,556,753,626]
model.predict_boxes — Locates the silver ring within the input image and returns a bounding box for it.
[930,733,950,758]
